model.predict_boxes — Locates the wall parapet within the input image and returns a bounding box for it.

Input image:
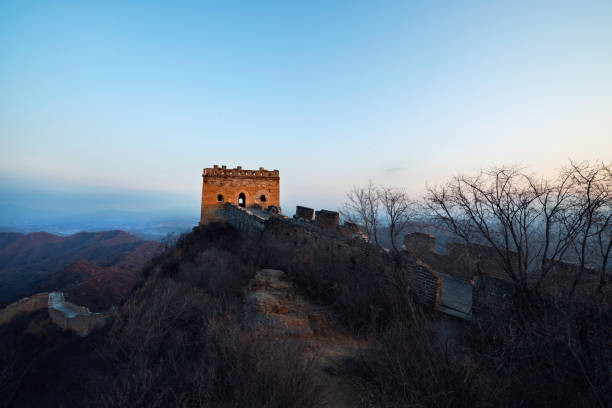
[0,291,114,336]
[219,203,368,243]
[203,165,279,179]
[47,292,114,336]
[222,203,268,235]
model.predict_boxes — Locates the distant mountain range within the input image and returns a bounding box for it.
[0,230,161,310]
[0,205,197,239]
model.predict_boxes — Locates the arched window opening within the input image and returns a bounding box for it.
[217,194,224,202]
[260,194,267,202]
[238,193,246,207]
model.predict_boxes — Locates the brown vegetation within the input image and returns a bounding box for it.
[425,160,612,300]
[0,230,160,308]
[1,177,611,407]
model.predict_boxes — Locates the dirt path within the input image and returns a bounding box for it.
[313,334,365,407]
[245,269,366,407]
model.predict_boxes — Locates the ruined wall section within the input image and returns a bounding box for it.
[200,165,280,224]
[0,292,49,325]
[295,206,314,221]
[410,264,441,309]
[47,292,114,336]
[314,210,340,229]
[47,307,112,336]
[0,292,113,336]
[403,232,436,257]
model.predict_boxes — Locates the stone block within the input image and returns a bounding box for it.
[404,232,436,256]
[314,210,340,229]
[295,206,314,220]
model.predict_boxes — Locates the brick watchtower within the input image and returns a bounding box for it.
[200,165,280,224]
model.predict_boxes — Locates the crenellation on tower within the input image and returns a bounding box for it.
[203,165,280,179]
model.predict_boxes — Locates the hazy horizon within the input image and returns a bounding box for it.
[2,1,611,230]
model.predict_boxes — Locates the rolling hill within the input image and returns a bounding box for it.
[0,230,161,308]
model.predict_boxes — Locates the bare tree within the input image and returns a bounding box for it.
[531,171,582,292]
[378,186,413,251]
[425,166,582,297]
[341,181,381,245]
[426,167,533,290]
[565,160,612,298]
[425,162,612,300]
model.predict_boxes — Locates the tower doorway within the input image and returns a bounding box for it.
[238,193,246,207]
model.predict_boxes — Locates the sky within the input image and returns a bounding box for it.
[1,0,611,219]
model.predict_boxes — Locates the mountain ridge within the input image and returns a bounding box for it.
[0,230,161,304]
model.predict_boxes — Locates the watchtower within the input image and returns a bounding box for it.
[200,165,280,224]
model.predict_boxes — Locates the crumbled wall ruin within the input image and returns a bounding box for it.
[47,292,113,336]
[0,291,113,336]
[0,293,49,325]
[295,206,314,221]
[314,210,340,229]
[403,232,436,257]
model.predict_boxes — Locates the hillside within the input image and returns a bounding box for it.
[0,230,161,305]
[34,260,144,311]
[0,219,609,407]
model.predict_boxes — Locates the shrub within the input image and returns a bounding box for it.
[337,318,480,408]
[179,247,255,298]
[102,278,325,408]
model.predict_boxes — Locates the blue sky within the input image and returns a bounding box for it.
[1,0,611,216]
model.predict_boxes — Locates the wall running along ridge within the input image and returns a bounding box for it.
[0,293,49,325]
[216,202,611,362]
[0,292,114,336]
[222,203,268,235]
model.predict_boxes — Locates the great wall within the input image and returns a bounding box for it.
[0,291,113,336]
[214,199,612,362]
[1,163,609,362]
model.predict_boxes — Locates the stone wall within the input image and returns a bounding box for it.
[0,292,49,325]
[47,307,112,337]
[200,165,280,224]
[220,203,611,360]
[222,203,267,235]
[0,291,113,336]
[295,206,314,221]
[314,210,340,229]
[47,292,114,336]
[411,263,441,309]
[220,202,369,248]
[403,232,436,257]
[336,221,367,241]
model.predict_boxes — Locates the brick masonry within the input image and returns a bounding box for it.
[314,210,340,229]
[295,206,314,221]
[200,165,280,224]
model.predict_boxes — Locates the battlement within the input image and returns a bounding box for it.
[203,165,279,179]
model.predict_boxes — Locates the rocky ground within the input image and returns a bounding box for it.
[244,268,365,407]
